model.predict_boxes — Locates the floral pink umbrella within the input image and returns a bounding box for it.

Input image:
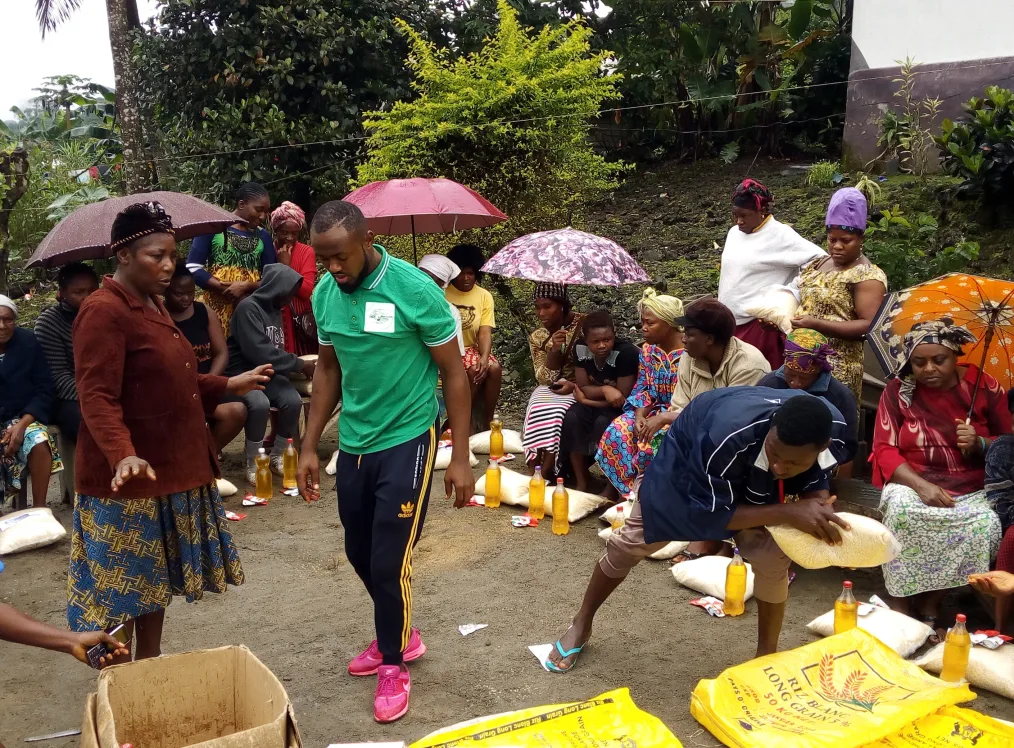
[481,227,650,286]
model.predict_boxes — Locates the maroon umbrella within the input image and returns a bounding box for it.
[25,191,240,269]
[343,178,508,263]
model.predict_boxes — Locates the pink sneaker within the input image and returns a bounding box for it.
[348,628,426,676]
[374,665,411,723]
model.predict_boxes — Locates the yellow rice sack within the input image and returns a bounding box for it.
[766,513,901,569]
[913,642,1014,700]
[690,628,975,748]
[866,706,1014,747]
[412,688,682,748]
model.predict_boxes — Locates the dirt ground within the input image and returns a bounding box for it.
[2,436,1012,747]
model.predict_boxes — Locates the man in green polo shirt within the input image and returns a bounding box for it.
[298,200,474,724]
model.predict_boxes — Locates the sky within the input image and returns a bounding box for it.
[0,0,159,114]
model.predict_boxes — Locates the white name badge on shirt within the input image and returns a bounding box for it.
[364,302,396,333]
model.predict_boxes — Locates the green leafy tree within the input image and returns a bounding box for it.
[358,0,624,247]
[135,0,443,206]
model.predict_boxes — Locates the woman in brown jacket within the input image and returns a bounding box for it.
[67,202,270,661]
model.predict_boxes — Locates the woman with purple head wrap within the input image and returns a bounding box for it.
[791,187,888,409]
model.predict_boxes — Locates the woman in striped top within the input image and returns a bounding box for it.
[522,283,584,478]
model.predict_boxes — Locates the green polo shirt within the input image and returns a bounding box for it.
[312,246,457,454]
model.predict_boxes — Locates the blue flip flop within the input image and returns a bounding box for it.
[545,639,585,673]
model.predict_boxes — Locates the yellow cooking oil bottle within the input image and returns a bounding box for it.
[834,580,858,634]
[611,505,626,531]
[528,467,546,519]
[255,448,272,500]
[552,478,569,536]
[282,438,299,490]
[723,550,747,617]
[489,412,504,460]
[940,613,972,682]
[484,459,501,509]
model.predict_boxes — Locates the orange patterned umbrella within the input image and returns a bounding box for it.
[869,272,1014,402]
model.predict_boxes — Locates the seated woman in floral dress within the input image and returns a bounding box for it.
[872,319,1010,635]
[596,289,684,500]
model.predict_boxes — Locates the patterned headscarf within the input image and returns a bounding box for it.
[270,201,306,232]
[732,178,773,211]
[898,318,977,405]
[637,288,684,328]
[784,328,836,374]
[533,282,568,303]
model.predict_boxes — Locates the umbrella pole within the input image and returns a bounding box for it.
[966,323,996,420]
[412,216,418,265]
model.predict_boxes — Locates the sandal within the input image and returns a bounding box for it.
[921,615,947,645]
[545,639,586,674]
[670,551,701,566]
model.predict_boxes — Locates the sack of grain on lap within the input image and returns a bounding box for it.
[743,285,799,335]
[767,512,900,569]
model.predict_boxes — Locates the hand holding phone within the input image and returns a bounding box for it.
[84,623,130,669]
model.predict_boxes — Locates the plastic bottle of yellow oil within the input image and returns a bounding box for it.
[940,614,971,682]
[834,581,858,634]
[484,460,501,509]
[282,439,299,490]
[255,448,272,500]
[723,551,747,617]
[528,467,545,519]
[552,479,569,536]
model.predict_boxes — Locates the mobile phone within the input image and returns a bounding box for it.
[549,382,564,391]
[85,624,129,669]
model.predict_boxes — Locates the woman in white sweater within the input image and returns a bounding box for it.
[717,179,825,369]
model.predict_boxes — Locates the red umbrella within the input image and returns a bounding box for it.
[25,191,239,269]
[343,178,508,263]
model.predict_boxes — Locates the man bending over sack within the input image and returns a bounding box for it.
[546,387,850,672]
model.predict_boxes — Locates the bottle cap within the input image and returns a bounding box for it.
[617,506,623,514]
[258,447,266,454]
[843,581,853,589]
[287,438,293,444]
[556,477,564,484]
[956,614,967,623]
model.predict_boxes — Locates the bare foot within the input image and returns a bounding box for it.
[546,622,591,672]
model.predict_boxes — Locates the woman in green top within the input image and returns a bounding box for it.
[186,183,277,331]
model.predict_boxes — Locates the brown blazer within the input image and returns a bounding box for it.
[73,276,228,499]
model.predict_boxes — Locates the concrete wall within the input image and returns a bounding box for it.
[844,0,1014,168]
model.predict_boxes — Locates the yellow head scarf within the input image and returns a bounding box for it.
[637,288,684,328]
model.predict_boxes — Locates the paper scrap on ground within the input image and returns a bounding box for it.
[511,515,538,527]
[283,487,300,497]
[528,643,554,672]
[467,496,485,507]
[459,624,489,636]
[224,511,246,521]
[691,596,725,617]
[242,495,269,507]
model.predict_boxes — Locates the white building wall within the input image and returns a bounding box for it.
[852,0,1014,70]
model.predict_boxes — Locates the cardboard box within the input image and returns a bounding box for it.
[80,646,301,748]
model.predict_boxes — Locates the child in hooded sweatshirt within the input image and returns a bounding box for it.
[227,264,316,482]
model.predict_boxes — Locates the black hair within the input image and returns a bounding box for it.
[582,309,615,337]
[56,262,98,290]
[172,259,193,280]
[234,182,269,205]
[311,200,368,235]
[771,395,833,447]
[110,202,174,249]
[446,244,485,277]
